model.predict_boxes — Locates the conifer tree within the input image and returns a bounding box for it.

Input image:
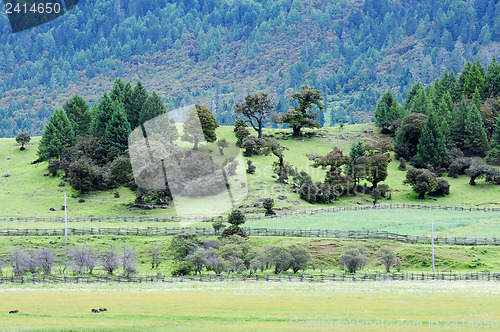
[464,104,489,156]
[485,56,500,97]
[414,110,447,168]
[374,90,403,131]
[121,82,134,124]
[38,108,76,160]
[90,93,114,138]
[139,92,167,126]
[130,81,149,130]
[63,94,91,136]
[110,78,125,103]
[104,102,131,152]
[346,141,365,183]
[486,114,500,163]
[451,97,468,150]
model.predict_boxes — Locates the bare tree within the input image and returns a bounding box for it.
[121,244,137,277]
[376,248,400,273]
[35,248,57,275]
[69,246,97,275]
[101,248,120,275]
[9,248,32,276]
[147,246,162,269]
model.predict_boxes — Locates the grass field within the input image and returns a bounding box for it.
[1,124,498,218]
[244,208,500,238]
[1,282,498,331]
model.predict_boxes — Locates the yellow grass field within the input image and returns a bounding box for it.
[0,282,498,331]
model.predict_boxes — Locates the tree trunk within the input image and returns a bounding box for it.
[292,126,301,137]
[278,156,285,184]
[418,192,425,199]
[193,138,199,150]
[469,177,476,186]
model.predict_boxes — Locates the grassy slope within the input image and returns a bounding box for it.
[0,123,499,219]
[0,235,498,275]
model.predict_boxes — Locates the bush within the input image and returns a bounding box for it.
[246,160,256,174]
[171,262,193,276]
[241,136,264,156]
[169,234,203,261]
[397,158,407,171]
[221,225,247,238]
[429,179,451,196]
[263,198,275,216]
[338,245,367,273]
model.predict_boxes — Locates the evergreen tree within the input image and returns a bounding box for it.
[451,97,468,150]
[374,90,403,131]
[139,92,167,126]
[121,82,135,124]
[63,94,91,136]
[463,61,486,99]
[38,108,76,160]
[110,78,125,103]
[104,102,131,152]
[464,104,489,156]
[414,110,447,168]
[485,56,500,97]
[347,141,365,184]
[182,104,218,150]
[90,93,114,138]
[130,81,149,130]
[486,113,500,163]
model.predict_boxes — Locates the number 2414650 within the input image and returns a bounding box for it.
[5,2,62,14]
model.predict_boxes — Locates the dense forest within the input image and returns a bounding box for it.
[1,0,500,137]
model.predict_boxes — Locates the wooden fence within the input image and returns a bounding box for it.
[0,272,498,284]
[0,226,498,246]
[1,203,499,224]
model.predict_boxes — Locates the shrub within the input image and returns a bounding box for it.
[171,262,193,276]
[338,245,367,273]
[397,158,407,171]
[246,160,256,174]
[263,198,275,216]
[429,179,451,196]
[241,136,264,156]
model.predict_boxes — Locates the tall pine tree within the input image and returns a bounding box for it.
[451,96,468,150]
[414,110,447,168]
[90,93,114,138]
[464,104,489,156]
[37,108,76,160]
[485,56,500,97]
[129,81,149,129]
[486,113,500,163]
[63,94,91,136]
[103,102,131,152]
[139,92,167,126]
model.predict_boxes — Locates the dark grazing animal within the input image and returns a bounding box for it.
[91,309,99,313]
[9,310,19,314]
[99,308,107,312]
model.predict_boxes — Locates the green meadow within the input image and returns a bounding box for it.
[0,124,498,219]
[1,282,498,331]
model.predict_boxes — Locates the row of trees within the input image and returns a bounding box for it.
[4,245,141,277]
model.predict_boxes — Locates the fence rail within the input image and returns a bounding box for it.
[1,203,499,224]
[0,272,498,284]
[0,226,498,245]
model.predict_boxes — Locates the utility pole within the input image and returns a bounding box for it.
[64,192,67,241]
[431,218,435,272]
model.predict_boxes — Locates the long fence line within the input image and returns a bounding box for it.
[0,226,497,246]
[1,203,499,224]
[0,272,498,284]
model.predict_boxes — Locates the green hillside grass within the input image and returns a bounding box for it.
[0,123,499,219]
[0,235,498,275]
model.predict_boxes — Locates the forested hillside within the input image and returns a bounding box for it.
[1,0,500,137]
